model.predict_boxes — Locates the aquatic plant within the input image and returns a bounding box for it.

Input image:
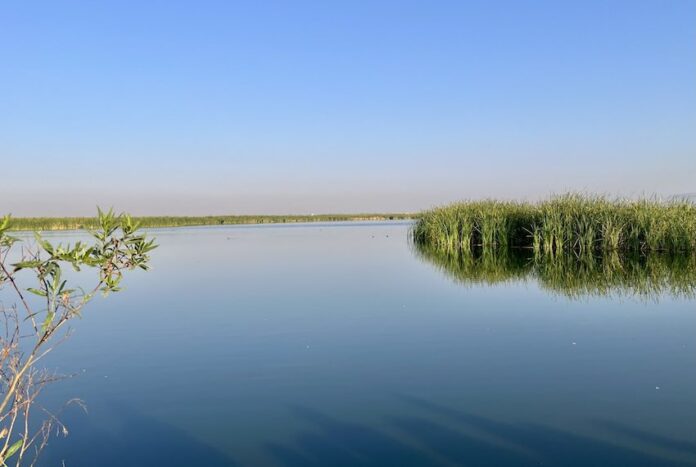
[0,209,156,465]
[413,194,696,255]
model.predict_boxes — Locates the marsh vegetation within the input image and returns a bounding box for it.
[7,214,413,232]
[412,195,696,299]
[413,194,696,255]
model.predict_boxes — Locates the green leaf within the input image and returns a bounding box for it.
[12,260,42,271]
[41,311,55,333]
[26,287,47,297]
[0,214,11,233]
[5,438,23,459]
[34,232,54,254]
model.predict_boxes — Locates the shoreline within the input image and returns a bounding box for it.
[5,213,417,232]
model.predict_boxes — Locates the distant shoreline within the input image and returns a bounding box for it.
[6,213,417,232]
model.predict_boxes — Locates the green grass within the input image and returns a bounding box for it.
[413,194,696,254]
[5,213,415,232]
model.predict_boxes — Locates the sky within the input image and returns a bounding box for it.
[1,0,695,216]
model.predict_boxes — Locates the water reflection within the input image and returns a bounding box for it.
[42,398,695,466]
[40,400,238,467]
[263,400,694,466]
[414,245,696,300]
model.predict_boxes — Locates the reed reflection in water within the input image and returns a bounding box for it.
[414,245,696,300]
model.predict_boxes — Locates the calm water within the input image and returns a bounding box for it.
[26,222,696,466]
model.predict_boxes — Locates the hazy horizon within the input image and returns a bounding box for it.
[2,0,695,216]
[5,189,696,218]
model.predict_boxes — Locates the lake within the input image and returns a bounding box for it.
[28,222,696,466]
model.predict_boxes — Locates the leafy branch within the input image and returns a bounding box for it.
[0,209,156,466]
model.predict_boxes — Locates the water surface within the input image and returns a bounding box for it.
[28,222,696,466]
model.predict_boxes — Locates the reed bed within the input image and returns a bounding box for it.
[6,213,413,232]
[413,194,696,254]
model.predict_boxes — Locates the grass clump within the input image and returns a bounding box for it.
[413,194,696,255]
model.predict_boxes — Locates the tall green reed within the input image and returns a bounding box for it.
[414,194,696,255]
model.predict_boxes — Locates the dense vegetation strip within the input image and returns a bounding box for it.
[412,194,696,254]
[6,213,414,232]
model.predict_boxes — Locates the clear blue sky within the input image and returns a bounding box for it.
[1,0,695,215]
